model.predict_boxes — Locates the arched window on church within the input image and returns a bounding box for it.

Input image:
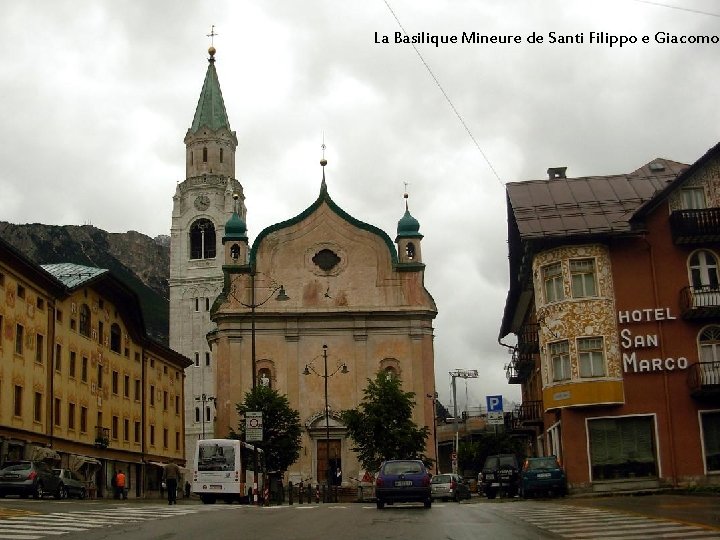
[202,147,208,163]
[110,323,121,353]
[230,244,240,261]
[406,242,416,260]
[190,219,216,260]
[79,304,91,338]
[219,148,224,163]
[195,407,200,423]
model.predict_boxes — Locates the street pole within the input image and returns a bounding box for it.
[323,345,330,502]
[452,376,458,474]
[251,273,258,505]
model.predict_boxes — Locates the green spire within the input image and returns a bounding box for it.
[189,49,231,134]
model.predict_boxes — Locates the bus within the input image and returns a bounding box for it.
[192,439,263,504]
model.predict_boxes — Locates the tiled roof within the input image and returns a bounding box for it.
[506,158,687,239]
[41,263,108,289]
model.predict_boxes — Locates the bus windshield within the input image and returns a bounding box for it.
[198,442,236,472]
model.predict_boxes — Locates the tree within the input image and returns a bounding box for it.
[340,372,430,472]
[232,385,302,474]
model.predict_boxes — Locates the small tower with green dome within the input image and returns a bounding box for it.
[395,192,424,266]
[223,193,249,265]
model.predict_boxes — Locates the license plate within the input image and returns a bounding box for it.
[537,473,551,478]
[394,480,412,487]
[209,484,223,490]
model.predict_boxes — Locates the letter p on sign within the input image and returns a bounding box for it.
[487,395,503,412]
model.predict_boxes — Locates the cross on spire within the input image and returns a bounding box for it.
[207,25,218,46]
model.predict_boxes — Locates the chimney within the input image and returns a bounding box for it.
[547,167,567,180]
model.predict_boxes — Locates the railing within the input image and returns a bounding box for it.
[514,400,543,424]
[517,323,540,354]
[94,426,110,449]
[505,353,534,384]
[669,208,720,244]
[679,285,720,319]
[688,361,720,399]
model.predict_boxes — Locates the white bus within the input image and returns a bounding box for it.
[193,439,263,504]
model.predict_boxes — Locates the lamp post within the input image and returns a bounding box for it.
[194,393,215,439]
[303,344,348,502]
[427,392,439,474]
[230,273,289,504]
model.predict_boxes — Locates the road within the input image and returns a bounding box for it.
[0,494,716,540]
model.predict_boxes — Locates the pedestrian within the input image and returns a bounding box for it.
[163,462,181,505]
[115,470,127,500]
[184,480,191,499]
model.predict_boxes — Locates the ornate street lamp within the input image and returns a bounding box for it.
[303,344,348,501]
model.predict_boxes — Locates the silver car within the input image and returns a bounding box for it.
[430,473,471,502]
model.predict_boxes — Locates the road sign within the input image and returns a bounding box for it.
[487,412,504,425]
[451,452,457,461]
[246,411,263,442]
[486,395,503,413]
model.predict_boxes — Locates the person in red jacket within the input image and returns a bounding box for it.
[115,470,127,500]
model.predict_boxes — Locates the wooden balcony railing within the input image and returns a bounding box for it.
[688,361,720,402]
[679,285,720,319]
[670,208,720,244]
[517,323,539,354]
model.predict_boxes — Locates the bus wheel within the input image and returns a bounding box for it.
[200,495,216,504]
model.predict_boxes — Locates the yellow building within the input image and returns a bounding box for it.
[0,238,191,498]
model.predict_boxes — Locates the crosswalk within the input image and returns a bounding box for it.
[0,504,238,539]
[495,502,720,539]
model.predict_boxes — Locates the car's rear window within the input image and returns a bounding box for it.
[383,461,424,475]
[431,474,452,484]
[526,458,559,470]
[2,464,31,472]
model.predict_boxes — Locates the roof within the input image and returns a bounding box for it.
[189,57,231,134]
[42,263,109,289]
[505,158,685,240]
[0,237,65,295]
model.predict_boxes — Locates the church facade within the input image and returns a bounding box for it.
[172,48,438,483]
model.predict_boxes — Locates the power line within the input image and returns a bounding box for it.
[631,0,720,18]
[382,0,504,186]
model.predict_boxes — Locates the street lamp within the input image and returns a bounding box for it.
[195,393,216,439]
[427,392,439,474]
[303,344,348,501]
[229,273,289,504]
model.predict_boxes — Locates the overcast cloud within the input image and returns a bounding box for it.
[2,0,718,411]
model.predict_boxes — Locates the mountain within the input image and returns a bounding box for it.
[0,222,170,344]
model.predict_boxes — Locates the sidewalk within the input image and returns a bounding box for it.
[565,492,720,531]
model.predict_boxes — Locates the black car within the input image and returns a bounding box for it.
[53,468,87,499]
[479,454,520,499]
[0,461,63,499]
[375,459,432,509]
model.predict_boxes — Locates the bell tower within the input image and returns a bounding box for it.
[169,45,246,469]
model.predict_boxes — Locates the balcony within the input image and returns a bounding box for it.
[688,361,720,403]
[679,285,720,319]
[94,426,110,449]
[669,208,720,244]
[517,323,539,354]
[505,353,534,384]
[506,400,544,432]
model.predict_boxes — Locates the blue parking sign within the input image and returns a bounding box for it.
[486,395,503,412]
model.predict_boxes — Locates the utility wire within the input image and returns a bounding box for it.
[382,0,504,186]
[631,0,720,18]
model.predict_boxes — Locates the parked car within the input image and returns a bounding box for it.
[430,473,470,502]
[375,459,432,509]
[53,468,87,499]
[0,461,63,499]
[479,454,520,499]
[519,456,566,498]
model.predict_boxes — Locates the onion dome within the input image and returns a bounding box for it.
[224,212,247,241]
[396,194,422,238]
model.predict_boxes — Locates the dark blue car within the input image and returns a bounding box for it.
[520,456,567,498]
[375,459,432,509]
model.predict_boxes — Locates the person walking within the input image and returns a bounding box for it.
[115,470,127,500]
[163,462,181,505]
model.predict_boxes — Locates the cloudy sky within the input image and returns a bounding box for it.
[2,0,718,410]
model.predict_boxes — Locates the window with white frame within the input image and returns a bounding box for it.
[542,262,564,303]
[578,337,606,377]
[549,340,571,381]
[570,258,597,298]
[680,187,707,210]
[689,250,719,291]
